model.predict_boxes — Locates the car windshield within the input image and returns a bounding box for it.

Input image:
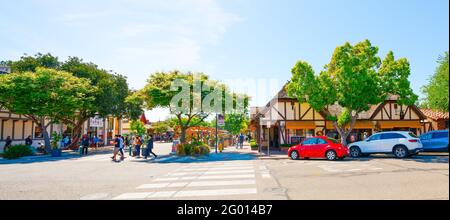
[408,132,418,138]
[327,138,338,144]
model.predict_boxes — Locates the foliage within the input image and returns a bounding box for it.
[421,52,449,112]
[130,120,147,135]
[280,144,294,148]
[51,132,62,150]
[287,40,417,145]
[250,139,258,149]
[0,67,95,151]
[152,120,170,134]
[141,71,249,143]
[3,145,34,159]
[176,142,210,156]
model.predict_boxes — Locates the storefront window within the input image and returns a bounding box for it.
[34,126,43,138]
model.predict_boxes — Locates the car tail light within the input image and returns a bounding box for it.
[408,139,418,143]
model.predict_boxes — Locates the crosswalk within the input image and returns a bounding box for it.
[112,161,266,200]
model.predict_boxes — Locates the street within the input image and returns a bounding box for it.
[0,143,448,200]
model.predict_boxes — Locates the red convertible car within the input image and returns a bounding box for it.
[288,136,349,160]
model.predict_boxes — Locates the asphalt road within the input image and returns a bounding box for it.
[0,143,448,200]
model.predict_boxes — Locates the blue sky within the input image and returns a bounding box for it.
[1,0,448,121]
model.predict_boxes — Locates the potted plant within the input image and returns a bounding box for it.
[51,132,62,157]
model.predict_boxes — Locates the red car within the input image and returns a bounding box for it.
[288,136,349,161]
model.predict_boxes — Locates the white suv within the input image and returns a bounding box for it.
[348,131,423,158]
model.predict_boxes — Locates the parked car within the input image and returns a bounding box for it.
[348,131,423,158]
[420,130,449,152]
[288,136,349,161]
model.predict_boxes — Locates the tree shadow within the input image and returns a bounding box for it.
[0,148,114,165]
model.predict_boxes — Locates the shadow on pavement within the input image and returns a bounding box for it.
[129,150,257,164]
[0,148,114,165]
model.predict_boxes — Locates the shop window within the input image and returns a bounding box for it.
[34,126,43,138]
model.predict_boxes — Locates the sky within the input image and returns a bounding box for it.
[1,0,449,121]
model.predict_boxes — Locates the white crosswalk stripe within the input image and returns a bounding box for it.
[112,161,264,199]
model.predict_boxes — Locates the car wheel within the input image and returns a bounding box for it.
[290,150,299,160]
[326,150,337,161]
[350,146,362,158]
[393,145,408,158]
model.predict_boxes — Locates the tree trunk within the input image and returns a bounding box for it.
[68,122,84,149]
[180,126,187,144]
[41,125,52,154]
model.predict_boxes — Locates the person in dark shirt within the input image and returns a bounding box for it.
[144,135,157,159]
[81,134,89,155]
[4,136,12,152]
[25,136,33,146]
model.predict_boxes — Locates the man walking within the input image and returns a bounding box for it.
[239,133,245,149]
[135,136,142,158]
[111,135,121,162]
[25,135,33,146]
[144,135,157,159]
[81,134,89,156]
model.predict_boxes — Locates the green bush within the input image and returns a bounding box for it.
[193,146,201,155]
[250,139,258,148]
[177,142,211,156]
[199,144,210,156]
[183,144,193,156]
[3,145,34,159]
[280,144,294,148]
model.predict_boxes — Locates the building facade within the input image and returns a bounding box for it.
[0,107,127,152]
[250,86,427,148]
[420,109,449,131]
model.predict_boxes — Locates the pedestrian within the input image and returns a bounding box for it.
[25,135,33,146]
[111,135,121,162]
[81,134,89,155]
[363,132,368,140]
[135,136,142,158]
[63,135,70,148]
[119,135,125,160]
[4,136,12,152]
[144,135,157,159]
[93,135,100,149]
[239,133,245,149]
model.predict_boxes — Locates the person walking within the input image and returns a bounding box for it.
[4,136,12,152]
[239,133,245,149]
[119,135,125,160]
[93,135,100,150]
[135,136,143,158]
[144,135,157,159]
[111,135,121,162]
[81,134,89,155]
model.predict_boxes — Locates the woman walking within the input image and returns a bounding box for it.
[135,136,143,158]
[144,135,157,159]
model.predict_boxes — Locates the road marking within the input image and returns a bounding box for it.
[167,169,254,176]
[174,188,257,198]
[198,174,255,180]
[181,166,254,171]
[154,177,179,182]
[112,192,153,200]
[188,180,256,187]
[137,183,170,189]
[147,191,176,198]
[80,193,109,200]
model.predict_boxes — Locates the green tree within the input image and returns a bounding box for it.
[141,71,248,144]
[421,52,449,112]
[130,120,147,136]
[0,68,95,152]
[288,40,417,145]
[223,114,249,135]
[152,121,170,135]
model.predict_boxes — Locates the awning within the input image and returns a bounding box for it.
[326,121,374,130]
[286,121,316,129]
[378,121,421,129]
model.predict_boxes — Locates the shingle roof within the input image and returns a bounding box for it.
[420,109,449,120]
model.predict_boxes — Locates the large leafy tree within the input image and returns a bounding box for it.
[2,54,143,148]
[421,52,449,112]
[288,40,417,145]
[141,71,248,144]
[0,68,95,152]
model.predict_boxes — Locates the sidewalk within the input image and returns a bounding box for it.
[0,146,115,164]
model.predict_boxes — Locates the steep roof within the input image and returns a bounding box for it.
[420,109,449,120]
